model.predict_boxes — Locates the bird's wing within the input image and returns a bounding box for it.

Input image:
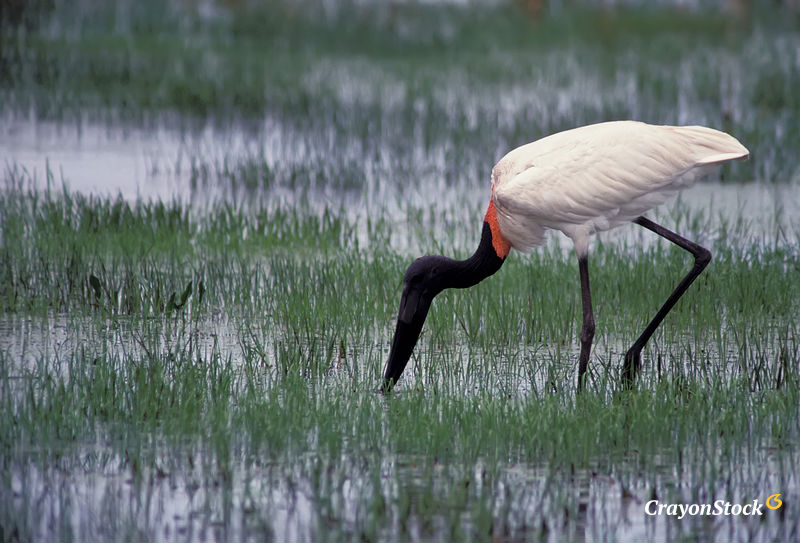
[492,122,748,238]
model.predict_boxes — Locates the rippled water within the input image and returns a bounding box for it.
[3,6,800,539]
[3,116,799,256]
[4,413,796,542]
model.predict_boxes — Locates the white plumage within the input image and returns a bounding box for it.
[491,121,749,256]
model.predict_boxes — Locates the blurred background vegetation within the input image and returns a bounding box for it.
[2,0,798,184]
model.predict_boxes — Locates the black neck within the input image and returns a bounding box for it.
[381,221,507,391]
[441,221,506,290]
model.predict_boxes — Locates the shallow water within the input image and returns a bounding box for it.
[2,115,798,541]
[2,6,800,539]
[4,427,797,542]
[2,116,799,257]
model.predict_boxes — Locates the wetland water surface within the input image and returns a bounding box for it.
[2,116,798,542]
[3,117,799,250]
[2,1,800,541]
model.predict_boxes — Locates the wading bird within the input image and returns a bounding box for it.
[382,120,748,392]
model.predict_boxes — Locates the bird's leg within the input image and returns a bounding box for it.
[621,216,712,388]
[577,255,595,392]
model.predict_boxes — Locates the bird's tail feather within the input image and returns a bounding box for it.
[671,125,750,165]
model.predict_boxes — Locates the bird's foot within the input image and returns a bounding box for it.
[621,349,641,390]
[379,379,396,395]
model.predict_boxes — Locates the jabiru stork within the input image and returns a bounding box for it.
[382,120,749,392]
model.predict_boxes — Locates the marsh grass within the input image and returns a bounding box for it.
[2,0,800,540]
[3,330,798,540]
[1,173,798,540]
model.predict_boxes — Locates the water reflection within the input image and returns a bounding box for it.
[4,441,797,542]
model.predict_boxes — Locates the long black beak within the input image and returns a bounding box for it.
[382,286,431,392]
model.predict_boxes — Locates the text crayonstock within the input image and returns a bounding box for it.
[645,494,783,520]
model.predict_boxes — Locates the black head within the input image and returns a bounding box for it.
[382,256,451,391]
[397,256,452,323]
[380,219,508,392]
